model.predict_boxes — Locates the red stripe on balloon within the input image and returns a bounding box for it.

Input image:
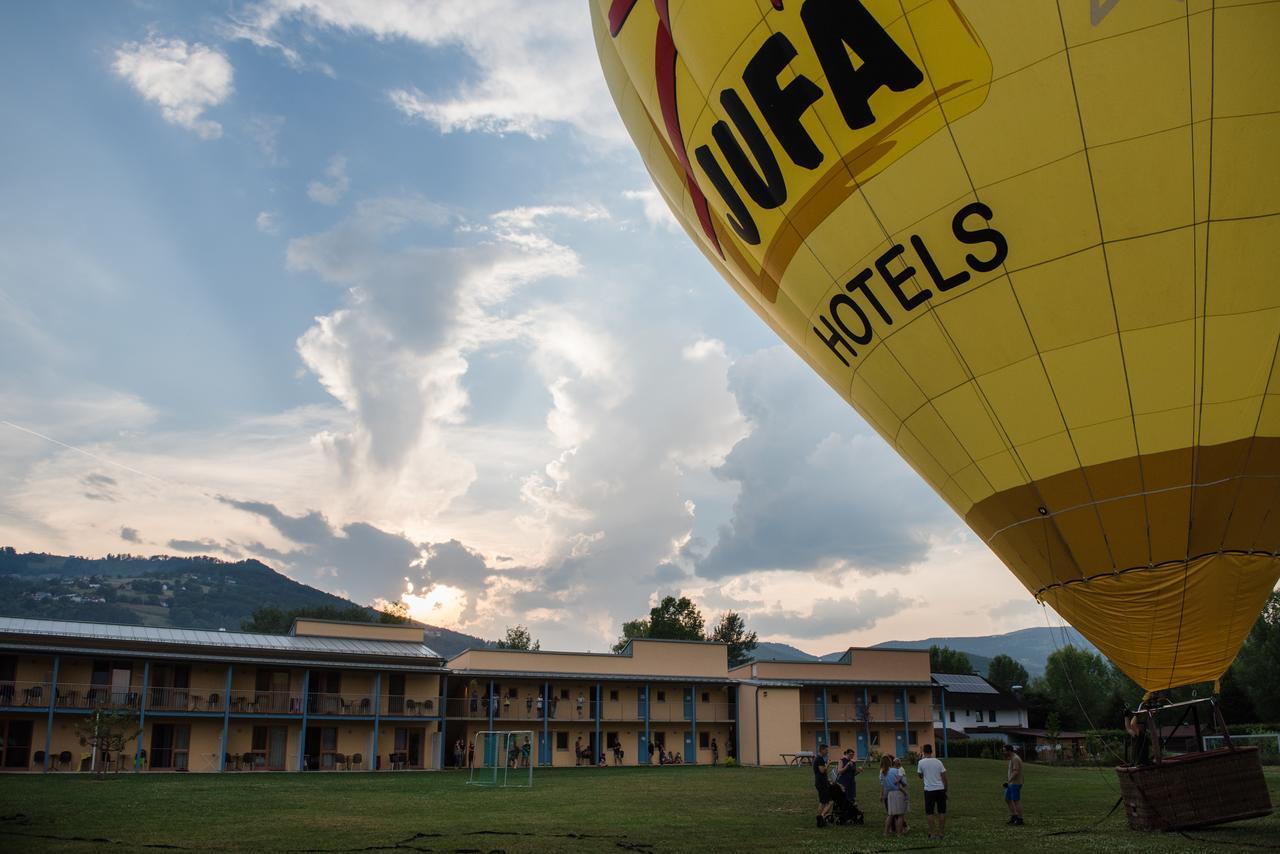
[608,0,639,36]
[652,0,723,256]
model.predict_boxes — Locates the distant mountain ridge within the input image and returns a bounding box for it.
[0,548,490,658]
[750,626,1097,678]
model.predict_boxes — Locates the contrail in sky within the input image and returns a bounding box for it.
[1,420,175,487]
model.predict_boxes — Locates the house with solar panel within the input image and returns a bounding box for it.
[932,672,1029,738]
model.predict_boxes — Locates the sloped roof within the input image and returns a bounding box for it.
[932,672,999,694]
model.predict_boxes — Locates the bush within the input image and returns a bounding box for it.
[722,757,739,768]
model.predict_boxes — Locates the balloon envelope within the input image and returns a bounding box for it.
[593,0,1280,692]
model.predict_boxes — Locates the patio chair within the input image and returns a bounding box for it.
[24,686,43,705]
[405,699,418,715]
[422,699,434,712]
[335,753,347,770]
[0,683,13,704]
[350,753,363,770]
[241,751,256,771]
[58,750,73,770]
[207,692,220,710]
[358,698,371,714]
[33,750,45,770]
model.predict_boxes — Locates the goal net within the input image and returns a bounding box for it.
[467,731,534,788]
[1203,733,1280,760]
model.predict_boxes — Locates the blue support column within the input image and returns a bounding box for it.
[644,683,651,765]
[135,660,150,772]
[542,680,550,766]
[821,686,830,750]
[487,679,495,732]
[902,688,910,754]
[733,684,740,764]
[594,681,601,765]
[438,674,447,770]
[371,672,382,771]
[298,670,311,771]
[688,684,697,764]
[219,665,232,772]
[940,687,948,759]
[863,687,870,757]
[43,656,60,772]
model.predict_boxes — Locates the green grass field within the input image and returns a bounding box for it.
[1,758,1276,852]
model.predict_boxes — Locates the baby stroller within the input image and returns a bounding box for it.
[830,787,865,825]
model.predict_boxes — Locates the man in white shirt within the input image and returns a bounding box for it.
[916,743,948,840]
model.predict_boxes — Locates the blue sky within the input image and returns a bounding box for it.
[0,0,1041,651]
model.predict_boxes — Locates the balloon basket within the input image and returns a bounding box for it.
[1115,746,1272,831]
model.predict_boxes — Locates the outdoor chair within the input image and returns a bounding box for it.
[350,753,363,770]
[422,699,434,712]
[207,693,220,710]
[241,751,256,770]
[335,753,347,770]
[33,750,45,769]
[405,699,418,715]
[358,698,371,714]
[24,686,43,705]
[58,750,73,770]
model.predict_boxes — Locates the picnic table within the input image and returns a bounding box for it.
[780,751,816,766]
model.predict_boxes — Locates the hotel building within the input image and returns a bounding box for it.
[0,616,937,772]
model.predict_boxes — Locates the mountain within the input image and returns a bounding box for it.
[748,626,1098,678]
[871,626,1098,677]
[0,547,490,659]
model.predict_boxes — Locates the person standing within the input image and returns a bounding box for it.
[1003,744,1024,825]
[916,744,948,839]
[453,738,464,770]
[575,737,583,766]
[466,740,475,768]
[577,692,586,719]
[835,748,858,813]
[711,737,719,767]
[648,739,655,763]
[812,743,834,828]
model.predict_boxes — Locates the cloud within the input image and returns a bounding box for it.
[235,0,623,140]
[120,526,141,543]
[256,211,281,235]
[307,155,349,205]
[622,189,679,232]
[245,114,286,164]
[167,537,231,554]
[696,347,951,580]
[113,35,234,139]
[749,590,914,640]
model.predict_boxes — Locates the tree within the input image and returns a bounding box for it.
[648,596,705,640]
[496,624,540,651]
[612,618,650,653]
[1042,645,1114,730]
[240,604,401,633]
[987,654,1029,693]
[929,645,973,674]
[708,612,758,668]
[1232,591,1280,720]
[74,704,142,775]
[376,601,411,624]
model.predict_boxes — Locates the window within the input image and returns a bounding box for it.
[609,690,619,701]
[949,710,955,722]
[909,694,916,703]
[830,693,839,704]
[701,692,710,703]
[699,731,710,749]
[656,690,666,703]
[508,687,518,699]
[149,724,190,770]
[0,719,32,768]
[560,689,569,700]
[653,732,666,748]
[556,732,569,750]
[830,731,841,746]
[909,731,918,746]
[989,710,998,723]
[870,694,878,704]
[869,732,880,747]
[976,711,983,722]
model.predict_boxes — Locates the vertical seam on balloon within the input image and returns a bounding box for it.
[748,5,998,514]
[895,1,1089,590]
[1048,3,1159,587]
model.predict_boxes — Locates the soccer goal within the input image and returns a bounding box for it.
[467,731,534,788]
[1204,733,1280,760]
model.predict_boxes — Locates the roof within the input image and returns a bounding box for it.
[0,616,444,665]
[932,673,999,694]
[967,726,1087,739]
[450,668,737,684]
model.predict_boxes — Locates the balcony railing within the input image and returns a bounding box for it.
[801,702,936,724]
[380,695,438,717]
[48,682,140,710]
[441,698,734,723]
[0,679,51,707]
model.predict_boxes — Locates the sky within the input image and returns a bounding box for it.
[0,0,1049,654]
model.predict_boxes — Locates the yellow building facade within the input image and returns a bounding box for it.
[0,617,935,772]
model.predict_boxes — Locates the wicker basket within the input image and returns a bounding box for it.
[1115,747,1273,831]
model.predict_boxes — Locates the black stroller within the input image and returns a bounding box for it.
[830,785,865,825]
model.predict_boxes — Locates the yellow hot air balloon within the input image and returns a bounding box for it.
[592,0,1280,695]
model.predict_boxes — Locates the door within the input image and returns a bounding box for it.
[683,688,694,722]
[895,731,906,756]
[0,719,32,768]
[683,730,694,763]
[856,730,868,760]
[815,690,826,722]
[388,673,405,715]
[893,692,905,721]
[637,686,648,721]
[407,729,423,768]
[268,726,287,770]
[538,731,550,766]
[638,731,649,765]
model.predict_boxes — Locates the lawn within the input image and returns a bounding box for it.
[1,758,1276,852]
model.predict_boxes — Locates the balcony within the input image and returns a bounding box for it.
[801,702,936,724]
[0,679,52,707]
[379,695,438,717]
[306,692,374,717]
[147,686,224,713]
[48,682,140,710]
